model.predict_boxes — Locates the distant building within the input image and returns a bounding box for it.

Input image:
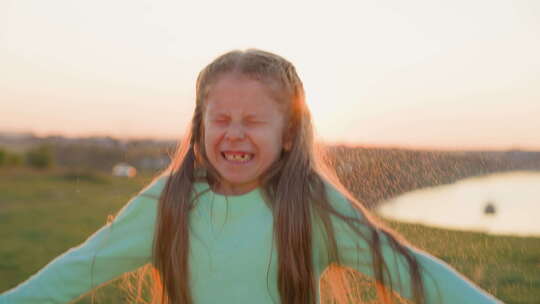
[112,162,137,177]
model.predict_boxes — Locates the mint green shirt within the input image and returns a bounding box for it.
[0,175,502,303]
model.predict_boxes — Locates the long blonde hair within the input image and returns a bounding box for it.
[131,49,425,304]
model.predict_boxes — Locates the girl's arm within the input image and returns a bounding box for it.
[321,188,504,304]
[0,175,167,304]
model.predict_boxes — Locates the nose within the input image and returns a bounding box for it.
[225,122,246,141]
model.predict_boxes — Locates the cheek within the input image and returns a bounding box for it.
[202,129,218,158]
[204,135,217,158]
[203,124,220,143]
[260,127,285,149]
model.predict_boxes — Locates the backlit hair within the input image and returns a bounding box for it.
[129,49,426,304]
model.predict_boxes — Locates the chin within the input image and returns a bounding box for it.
[220,176,258,187]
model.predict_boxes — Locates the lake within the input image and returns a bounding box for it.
[376,171,540,237]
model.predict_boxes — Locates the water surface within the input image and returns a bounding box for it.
[376,171,540,237]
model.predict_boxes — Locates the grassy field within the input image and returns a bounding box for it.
[0,168,538,303]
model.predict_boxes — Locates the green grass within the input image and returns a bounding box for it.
[383,221,539,304]
[0,167,156,303]
[0,168,538,303]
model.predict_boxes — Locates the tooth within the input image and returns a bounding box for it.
[224,153,252,162]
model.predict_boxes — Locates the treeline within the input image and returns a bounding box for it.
[0,142,173,172]
[0,145,55,169]
[52,142,171,171]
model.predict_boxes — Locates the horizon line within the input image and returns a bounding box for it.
[2,129,539,153]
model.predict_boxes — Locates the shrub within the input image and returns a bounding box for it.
[7,153,23,166]
[0,148,23,167]
[26,144,54,169]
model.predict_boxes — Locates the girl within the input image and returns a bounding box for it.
[0,49,502,304]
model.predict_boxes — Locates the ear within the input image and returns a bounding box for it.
[282,121,293,151]
[283,136,292,151]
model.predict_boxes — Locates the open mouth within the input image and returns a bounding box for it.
[221,151,254,163]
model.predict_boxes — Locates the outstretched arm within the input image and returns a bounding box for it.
[319,188,504,304]
[0,175,167,304]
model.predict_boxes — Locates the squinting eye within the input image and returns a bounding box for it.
[213,118,229,124]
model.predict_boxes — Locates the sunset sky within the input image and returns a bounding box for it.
[1,0,539,150]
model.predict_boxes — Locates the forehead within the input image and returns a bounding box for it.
[204,74,285,115]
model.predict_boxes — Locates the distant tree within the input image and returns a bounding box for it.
[26,144,54,169]
[0,148,23,167]
[7,153,23,166]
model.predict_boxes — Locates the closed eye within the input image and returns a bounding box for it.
[245,115,266,125]
[212,117,230,124]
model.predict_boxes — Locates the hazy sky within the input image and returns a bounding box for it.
[1,0,539,150]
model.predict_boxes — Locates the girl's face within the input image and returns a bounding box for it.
[203,73,290,195]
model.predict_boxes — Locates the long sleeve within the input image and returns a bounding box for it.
[0,175,167,304]
[319,187,504,304]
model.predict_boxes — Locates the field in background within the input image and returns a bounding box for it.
[0,168,538,303]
